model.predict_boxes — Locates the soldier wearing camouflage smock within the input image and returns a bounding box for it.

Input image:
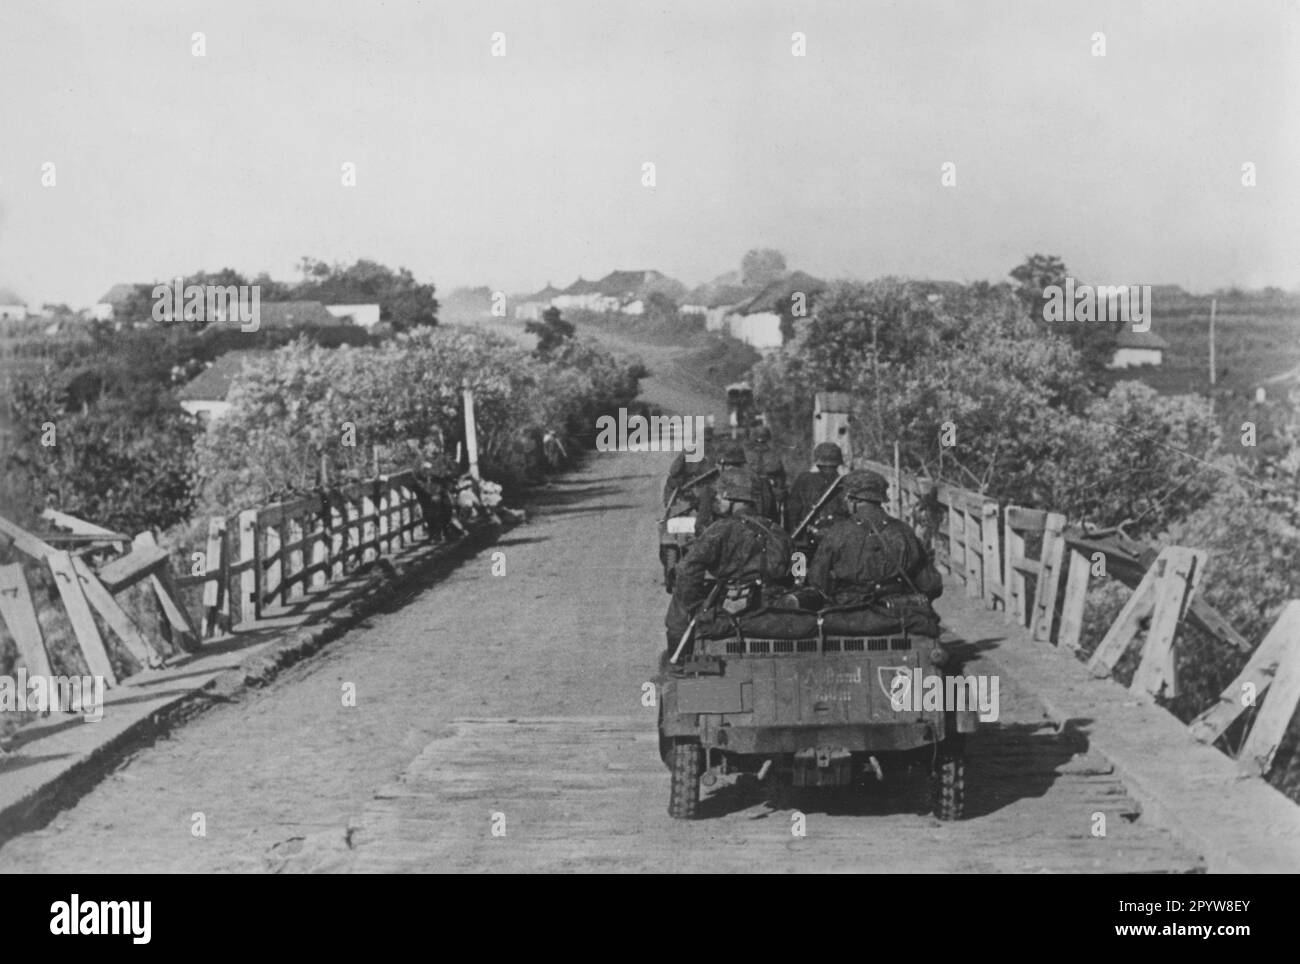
[809,470,943,607]
[695,439,779,528]
[785,441,849,551]
[665,470,794,647]
[662,425,718,511]
[745,424,787,522]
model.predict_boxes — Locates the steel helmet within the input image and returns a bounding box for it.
[842,470,889,503]
[812,442,844,466]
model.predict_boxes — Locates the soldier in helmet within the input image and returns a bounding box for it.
[697,439,779,527]
[662,423,718,511]
[785,441,849,552]
[809,470,943,622]
[745,424,787,525]
[665,469,795,650]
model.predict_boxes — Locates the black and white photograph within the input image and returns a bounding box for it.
[0,0,1297,907]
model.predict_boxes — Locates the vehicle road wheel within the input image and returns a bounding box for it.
[663,547,680,594]
[668,741,702,819]
[930,736,966,821]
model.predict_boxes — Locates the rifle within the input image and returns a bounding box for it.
[669,580,724,665]
[660,466,720,523]
[790,473,845,542]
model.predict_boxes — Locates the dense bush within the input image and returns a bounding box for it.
[5,365,198,533]
[192,327,642,514]
[751,274,1300,799]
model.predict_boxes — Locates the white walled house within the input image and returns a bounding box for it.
[1109,329,1169,368]
[724,272,825,350]
[552,278,605,312]
[89,283,141,322]
[514,283,562,321]
[0,289,28,322]
[727,311,784,350]
[326,303,381,327]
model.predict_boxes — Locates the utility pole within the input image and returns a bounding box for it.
[462,380,481,482]
[1208,297,1217,389]
[1208,297,1217,415]
[871,314,883,453]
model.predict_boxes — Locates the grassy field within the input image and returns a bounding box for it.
[1100,308,1300,398]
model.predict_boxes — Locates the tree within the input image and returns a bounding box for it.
[1009,254,1068,317]
[526,306,576,359]
[741,249,787,288]
[1009,254,1115,384]
[294,258,438,332]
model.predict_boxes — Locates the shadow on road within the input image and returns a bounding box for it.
[687,721,1090,822]
[962,721,1090,819]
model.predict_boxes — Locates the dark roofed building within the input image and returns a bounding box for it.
[595,269,664,298]
[514,282,564,321]
[737,271,826,316]
[176,350,265,422]
[552,277,605,311]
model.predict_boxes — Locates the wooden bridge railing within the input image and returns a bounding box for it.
[0,468,439,695]
[858,457,1300,779]
[175,469,429,636]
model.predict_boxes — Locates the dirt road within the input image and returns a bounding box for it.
[0,337,1201,873]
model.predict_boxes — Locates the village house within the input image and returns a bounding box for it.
[551,277,604,312]
[175,349,262,423]
[594,269,666,315]
[89,283,141,322]
[0,288,29,322]
[1109,328,1169,368]
[325,303,381,327]
[724,271,825,350]
[514,283,563,321]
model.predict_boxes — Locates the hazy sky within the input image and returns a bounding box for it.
[1,0,1296,307]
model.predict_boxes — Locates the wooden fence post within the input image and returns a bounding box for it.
[981,501,1001,611]
[945,489,961,582]
[238,509,258,625]
[1057,547,1092,652]
[312,499,330,590]
[1030,512,1067,642]
[264,511,282,609]
[1088,547,1190,676]
[46,549,118,686]
[964,499,982,600]
[1004,507,1028,627]
[1190,601,1300,749]
[69,554,159,669]
[1131,547,1206,698]
[1236,601,1300,776]
[202,516,227,637]
[0,563,54,678]
[131,532,198,650]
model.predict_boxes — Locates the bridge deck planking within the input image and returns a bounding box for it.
[340,716,1199,874]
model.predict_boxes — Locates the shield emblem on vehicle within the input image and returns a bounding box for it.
[877,666,912,711]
